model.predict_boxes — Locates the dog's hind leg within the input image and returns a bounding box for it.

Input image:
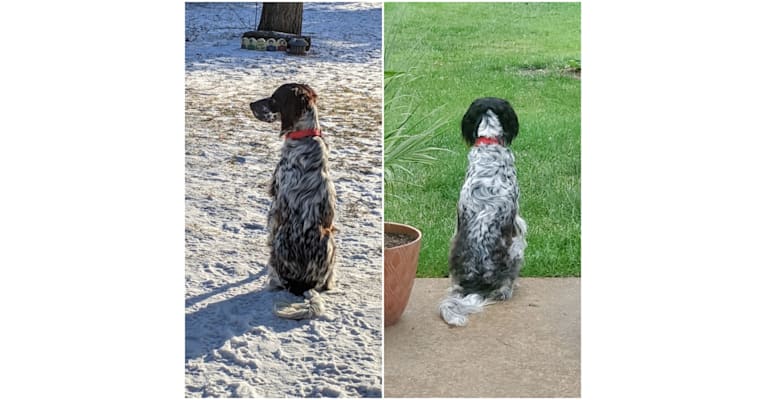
[322,267,337,291]
[493,241,524,301]
[320,234,338,291]
[506,214,527,289]
[266,275,284,291]
[265,260,285,291]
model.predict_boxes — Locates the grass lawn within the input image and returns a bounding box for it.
[384,2,581,278]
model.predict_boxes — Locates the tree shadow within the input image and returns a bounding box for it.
[185,265,309,361]
[185,269,264,309]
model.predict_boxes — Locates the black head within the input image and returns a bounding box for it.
[460,97,519,146]
[249,83,318,131]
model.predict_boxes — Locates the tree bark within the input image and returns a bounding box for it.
[257,3,303,35]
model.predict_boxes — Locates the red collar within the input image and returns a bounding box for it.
[474,137,504,146]
[284,129,322,140]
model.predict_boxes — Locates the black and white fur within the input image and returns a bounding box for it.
[250,83,337,320]
[439,98,527,326]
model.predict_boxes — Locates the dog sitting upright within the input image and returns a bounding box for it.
[439,98,528,326]
[250,83,337,320]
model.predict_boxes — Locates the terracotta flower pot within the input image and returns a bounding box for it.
[384,222,422,327]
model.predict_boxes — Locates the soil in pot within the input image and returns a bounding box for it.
[384,232,415,248]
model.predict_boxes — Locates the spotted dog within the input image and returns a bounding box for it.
[250,83,337,319]
[439,98,528,326]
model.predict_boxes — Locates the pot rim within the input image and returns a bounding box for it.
[383,221,423,250]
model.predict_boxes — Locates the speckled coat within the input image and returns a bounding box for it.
[250,83,338,299]
[449,144,526,298]
[440,97,527,326]
[267,135,337,295]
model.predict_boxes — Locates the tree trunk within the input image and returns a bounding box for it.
[257,3,303,35]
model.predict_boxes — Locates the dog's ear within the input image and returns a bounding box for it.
[461,101,482,145]
[278,84,317,127]
[295,84,318,111]
[496,99,519,145]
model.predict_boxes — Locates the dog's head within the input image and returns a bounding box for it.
[460,97,519,146]
[250,83,318,130]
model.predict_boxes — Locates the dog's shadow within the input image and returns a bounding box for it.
[185,265,308,361]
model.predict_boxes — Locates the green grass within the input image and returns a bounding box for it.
[384,2,581,278]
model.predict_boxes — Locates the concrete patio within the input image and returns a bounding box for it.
[384,278,580,398]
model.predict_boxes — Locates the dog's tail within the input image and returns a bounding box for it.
[439,292,491,326]
[274,289,325,320]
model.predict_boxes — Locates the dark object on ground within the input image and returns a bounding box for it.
[288,38,309,55]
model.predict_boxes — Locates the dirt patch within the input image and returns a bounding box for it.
[563,66,581,79]
[516,67,548,77]
[516,66,580,80]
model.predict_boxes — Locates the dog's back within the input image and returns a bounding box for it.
[449,145,521,294]
[269,137,337,295]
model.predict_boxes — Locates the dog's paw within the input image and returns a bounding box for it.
[491,286,514,301]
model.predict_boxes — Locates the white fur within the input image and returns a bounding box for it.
[477,110,503,138]
[274,289,326,319]
[439,292,492,327]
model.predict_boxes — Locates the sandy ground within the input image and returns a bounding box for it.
[185,3,382,397]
